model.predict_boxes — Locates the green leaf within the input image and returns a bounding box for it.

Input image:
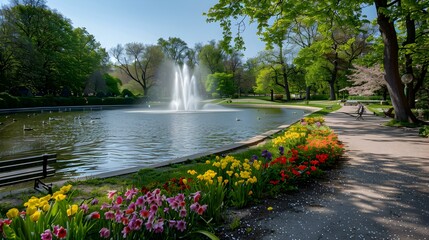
[191,230,220,240]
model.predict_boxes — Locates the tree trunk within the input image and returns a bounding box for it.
[282,65,291,101]
[329,58,338,101]
[375,0,418,123]
[306,86,311,100]
[404,13,416,108]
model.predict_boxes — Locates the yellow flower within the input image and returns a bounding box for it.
[213,162,221,168]
[52,193,66,201]
[252,160,261,170]
[40,195,51,202]
[234,173,239,178]
[182,178,188,185]
[6,208,19,219]
[240,171,251,179]
[243,163,251,171]
[30,210,41,222]
[246,176,257,184]
[24,197,40,208]
[187,170,197,175]
[205,160,211,164]
[248,190,253,196]
[226,170,233,177]
[26,206,37,216]
[67,204,79,216]
[217,176,223,183]
[42,203,51,212]
[267,206,273,211]
[223,179,229,185]
[60,184,72,194]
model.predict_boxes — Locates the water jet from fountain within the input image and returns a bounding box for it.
[170,64,200,111]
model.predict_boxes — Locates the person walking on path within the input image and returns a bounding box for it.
[356,102,365,120]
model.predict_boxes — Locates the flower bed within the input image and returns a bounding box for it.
[0,117,343,239]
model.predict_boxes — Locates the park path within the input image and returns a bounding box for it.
[252,105,429,240]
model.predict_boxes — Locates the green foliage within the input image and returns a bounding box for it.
[419,126,429,138]
[229,218,241,230]
[121,89,135,98]
[310,94,329,100]
[205,72,235,97]
[0,92,19,107]
[0,2,106,96]
[348,95,384,100]
[103,74,122,96]
[385,120,420,128]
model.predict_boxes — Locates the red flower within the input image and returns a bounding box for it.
[316,154,329,163]
[310,160,319,165]
[292,169,301,176]
[280,170,288,181]
[90,212,100,219]
[125,208,134,214]
[54,226,67,239]
[310,166,317,171]
[269,180,280,185]
[298,165,307,171]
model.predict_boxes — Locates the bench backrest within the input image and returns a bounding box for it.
[0,154,57,173]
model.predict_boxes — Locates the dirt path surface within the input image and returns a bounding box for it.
[220,106,429,240]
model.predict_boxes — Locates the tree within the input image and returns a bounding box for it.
[344,64,388,98]
[0,0,106,96]
[158,37,188,65]
[110,43,164,97]
[374,0,421,122]
[240,58,259,95]
[198,40,225,74]
[205,72,235,98]
[254,67,284,95]
[206,0,423,122]
[399,1,429,109]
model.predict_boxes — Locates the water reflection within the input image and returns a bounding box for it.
[0,106,307,179]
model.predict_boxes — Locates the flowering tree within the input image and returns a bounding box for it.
[343,64,387,98]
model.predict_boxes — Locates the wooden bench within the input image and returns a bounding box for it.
[0,154,57,193]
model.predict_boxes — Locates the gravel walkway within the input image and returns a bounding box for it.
[221,105,429,240]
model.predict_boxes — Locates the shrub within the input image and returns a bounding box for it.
[0,92,19,108]
[121,89,135,98]
[310,94,329,100]
[348,95,384,100]
[419,125,429,138]
[274,94,283,100]
[211,92,220,99]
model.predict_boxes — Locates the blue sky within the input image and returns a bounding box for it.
[43,0,265,59]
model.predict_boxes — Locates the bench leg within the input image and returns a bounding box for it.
[34,179,53,194]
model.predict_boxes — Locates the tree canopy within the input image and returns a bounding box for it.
[206,0,428,122]
[0,0,107,96]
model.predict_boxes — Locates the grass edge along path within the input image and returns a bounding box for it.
[0,100,343,239]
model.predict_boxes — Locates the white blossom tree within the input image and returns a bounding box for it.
[343,64,387,98]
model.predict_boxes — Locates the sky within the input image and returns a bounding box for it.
[0,0,377,60]
[44,0,266,59]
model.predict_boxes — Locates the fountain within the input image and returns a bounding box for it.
[170,64,200,111]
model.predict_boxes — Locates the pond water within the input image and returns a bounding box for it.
[0,105,308,179]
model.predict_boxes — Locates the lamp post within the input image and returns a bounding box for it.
[401,73,413,97]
